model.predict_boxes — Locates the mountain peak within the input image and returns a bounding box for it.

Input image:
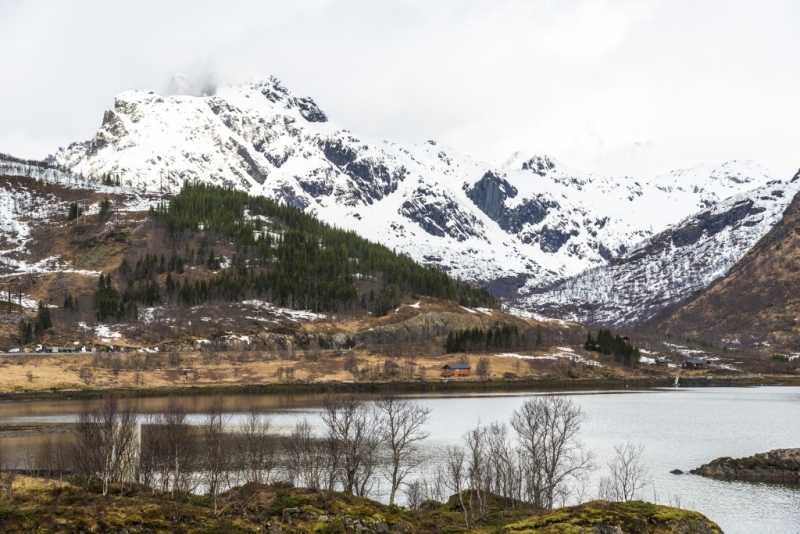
[521,155,558,175]
[500,152,559,174]
[222,77,329,123]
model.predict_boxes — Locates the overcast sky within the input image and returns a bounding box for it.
[1,0,798,179]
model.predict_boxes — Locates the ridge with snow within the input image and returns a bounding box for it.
[35,76,799,324]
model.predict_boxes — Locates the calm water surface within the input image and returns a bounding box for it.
[1,387,799,534]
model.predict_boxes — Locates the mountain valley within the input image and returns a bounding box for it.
[1,77,798,358]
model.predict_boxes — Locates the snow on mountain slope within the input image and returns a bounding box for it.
[523,175,800,326]
[1,158,78,185]
[0,159,157,283]
[48,77,786,305]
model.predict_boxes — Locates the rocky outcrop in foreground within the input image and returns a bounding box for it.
[691,448,800,482]
[4,477,723,534]
[506,500,722,534]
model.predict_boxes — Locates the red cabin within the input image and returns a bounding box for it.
[441,363,471,377]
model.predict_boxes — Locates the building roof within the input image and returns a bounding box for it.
[686,357,709,365]
[443,363,471,370]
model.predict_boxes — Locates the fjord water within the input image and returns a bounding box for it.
[1,387,799,534]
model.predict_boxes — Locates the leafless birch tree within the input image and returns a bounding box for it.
[321,395,380,496]
[203,397,230,516]
[288,418,323,490]
[73,392,137,496]
[160,400,199,524]
[598,442,651,502]
[236,406,276,485]
[375,395,431,504]
[511,396,595,510]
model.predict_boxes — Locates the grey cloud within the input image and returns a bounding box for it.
[1,0,798,180]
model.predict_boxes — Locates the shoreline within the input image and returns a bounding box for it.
[1,373,799,402]
[691,448,800,484]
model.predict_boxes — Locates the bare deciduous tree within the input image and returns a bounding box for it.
[463,424,491,523]
[321,395,380,496]
[404,478,425,510]
[287,418,323,491]
[484,421,521,509]
[54,435,69,481]
[375,396,431,504]
[160,400,199,524]
[444,423,522,527]
[237,406,276,485]
[511,396,595,510]
[476,356,491,380]
[598,442,651,502]
[73,392,138,496]
[403,465,449,509]
[36,437,53,478]
[443,444,473,528]
[138,416,162,492]
[320,434,342,493]
[203,397,230,516]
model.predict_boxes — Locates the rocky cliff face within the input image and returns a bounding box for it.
[43,78,795,324]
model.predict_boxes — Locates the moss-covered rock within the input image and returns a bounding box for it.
[504,500,723,534]
[0,478,722,534]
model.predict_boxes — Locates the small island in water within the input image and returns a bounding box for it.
[692,448,800,482]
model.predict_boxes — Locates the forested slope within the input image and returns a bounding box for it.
[94,182,499,323]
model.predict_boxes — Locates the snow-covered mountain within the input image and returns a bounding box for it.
[523,176,800,326]
[46,77,797,323]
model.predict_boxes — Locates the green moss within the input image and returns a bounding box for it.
[0,481,724,534]
[506,501,722,534]
[616,500,657,516]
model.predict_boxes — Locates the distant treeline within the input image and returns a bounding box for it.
[92,183,498,322]
[445,324,544,353]
[0,151,53,169]
[584,329,640,368]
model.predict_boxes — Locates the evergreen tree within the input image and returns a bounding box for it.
[99,197,111,219]
[18,320,33,345]
[68,202,81,221]
[584,329,640,368]
[36,301,52,330]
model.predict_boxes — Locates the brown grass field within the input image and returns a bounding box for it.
[0,348,627,393]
